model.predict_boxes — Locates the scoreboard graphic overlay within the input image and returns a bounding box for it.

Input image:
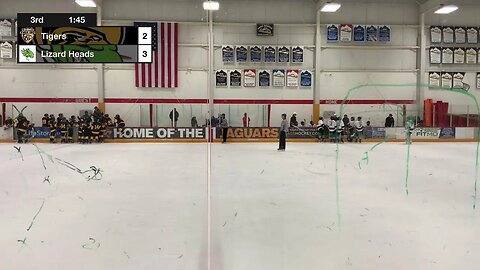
[17,14,152,63]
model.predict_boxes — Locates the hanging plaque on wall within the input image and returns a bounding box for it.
[250,46,262,62]
[0,19,12,36]
[454,47,465,64]
[258,70,271,87]
[215,70,227,87]
[278,46,290,63]
[0,41,13,58]
[442,47,454,64]
[353,25,366,42]
[236,46,248,62]
[454,27,466,44]
[300,70,312,87]
[477,73,480,89]
[429,72,441,88]
[286,70,299,87]
[273,69,285,87]
[256,24,274,36]
[430,26,442,43]
[326,24,339,42]
[244,69,256,87]
[291,46,304,63]
[467,27,478,44]
[264,46,276,62]
[379,25,391,42]
[442,26,454,43]
[222,46,234,62]
[466,48,477,64]
[229,70,242,87]
[340,24,353,42]
[441,72,453,88]
[366,25,378,42]
[430,47,441,64]
[452,72,465,89]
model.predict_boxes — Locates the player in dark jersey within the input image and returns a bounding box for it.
[91,118,102,143]
[114,114,125,132]
[67,115,77,143]
[48,115,56,143]
[58,117,68,143]
[41,114,49,127]
[15,115,28,143]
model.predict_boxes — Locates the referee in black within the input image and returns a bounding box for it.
[220,113,229,143]
[278,113,288,151]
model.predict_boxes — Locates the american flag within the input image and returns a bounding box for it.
[134,22,178,88]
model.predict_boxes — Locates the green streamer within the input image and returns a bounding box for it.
[334,83,480,228]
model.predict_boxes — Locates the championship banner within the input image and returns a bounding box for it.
[273,69,285,87]
[216,127,279,139]
[236,45,248,62]
[110,127,206,139]
[244,69,256,87]
[442,47,453,64]
[291,46,304,63]
[229,70,242,87]
[258,70,271,87]
[256,24,274,36]
[286,70,299,87]
[0,41,13,58]
[379,25,391,42]
[222,45,234,62]
[454,27,466,44]
[430,26,442,43]
[0,19,12,36]
[441,72,453,88]
[215,70,227,87]
[452,72,465,89]
[250,45,262,62]
[429,72,441,88]
[466,48,477,64]
[353,25,366,42]
[454,47,465,64]
[366,25,378,42]
[430,47,441,64]
[442,26,454,43]
[326,24,339,42]
[477,73,480,89]
[300,70,312,87]
[467,27,478,44]
[340,24,353,42]
[264,46,276,62]
[278,46,290,63]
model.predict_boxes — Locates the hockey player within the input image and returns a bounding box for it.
[317,117,325,142]
[336,117,345,143]
[354,116,365,143]
[327,116,337,143]
[99,115,107,143]
[41,113,49,127]
[15,115,28,143]
[105,114,114,127]
[77,118,85,144]
[81,111,92,125]
[48,115,56,143]
[83,122,92,144]
[91,117,102,143]
[57,117,68,143]
[114,114,125,132]
[405,120,415,145]
[67,115,77,143]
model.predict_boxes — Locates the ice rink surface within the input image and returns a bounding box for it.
[1,142,480,270]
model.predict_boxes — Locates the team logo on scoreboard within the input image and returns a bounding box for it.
[20,27,36,44]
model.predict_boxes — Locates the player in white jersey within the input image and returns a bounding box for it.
[354,116,364,143]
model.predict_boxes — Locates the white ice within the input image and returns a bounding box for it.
[1,142,480,270]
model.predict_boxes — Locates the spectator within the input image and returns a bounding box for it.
[366,121,371,127]
[191,116,198,127]
[242,113,250,127]
[309,120,314,127]
[290,112,298,127]
[300,121,306,127]
[169,108,179,127]
[220,113,229,143]
[385,114,395,127]
[278,113,288,151]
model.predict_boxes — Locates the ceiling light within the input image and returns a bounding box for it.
[321,2,341,12]
[434,5,458,14]
[203,1,220,11]
[75,0,96,7]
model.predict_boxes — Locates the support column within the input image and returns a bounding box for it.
[313,2,322,123]
[416,12,426,119]
[97,3,105,112]
[207,10,214,124]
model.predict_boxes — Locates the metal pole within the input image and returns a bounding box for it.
[97,3,105,112]
[449,104,453,127]
[206,9,213,270]
[417,13,426,119]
